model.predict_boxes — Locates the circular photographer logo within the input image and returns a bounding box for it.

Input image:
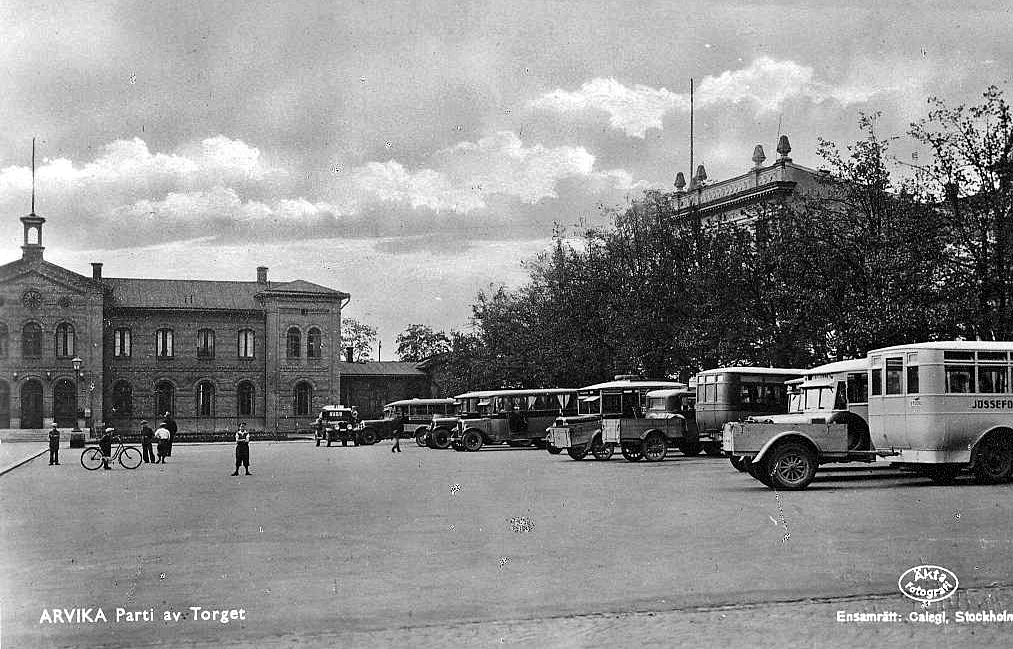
[898,565,958,604]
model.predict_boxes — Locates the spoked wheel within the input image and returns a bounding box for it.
[81,448,104,471]
[462,430,484,452]
[642,432,668,462]
[547,444,562,455]
[591,440,614,461]
[429,428,452,450]
[119,446,142,469]
[730,455,748,472]
[620,442,643,462]
[765,443,817,490]
[567,444,589,461]
[972,435,1013,484]
[415,430,428,447]
[679,441,702,457]
[703,442,723,457]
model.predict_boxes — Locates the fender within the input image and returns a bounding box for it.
[967,426,1013,466]
[753,431,822,464]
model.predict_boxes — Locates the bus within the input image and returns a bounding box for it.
[693,367,805,455]
[868,341,1013,484]
[449,388,578,451]
[545,376,684,461]
[381,398,457,440]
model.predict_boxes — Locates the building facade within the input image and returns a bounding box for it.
[0,210,354,436]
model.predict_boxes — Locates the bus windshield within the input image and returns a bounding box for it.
[802,386,835,411]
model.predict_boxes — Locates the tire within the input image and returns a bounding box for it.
[567,444,588,460]
[730,455,748,472]
[620,442,643,462]
[119,446,142,469]
[703,442,722,457]
[315,438,321,447]
[547,444,562,455]
[462,430,484,452]
[679,441,703,457]
[972,434,1013,484]
[415,431,428,448]
[81,448,104,471]
[430,428,452,450]
[591,440,614,461]
[765,442,817,490]
[359,428,379,446]
[641,432,668,462]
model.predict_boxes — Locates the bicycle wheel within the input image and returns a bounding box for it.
[119,446,142,469]
[81,448,104,471]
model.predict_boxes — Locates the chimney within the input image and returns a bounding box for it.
[257,266,268,283]
[91,262,103,280]
[344,346,354,363]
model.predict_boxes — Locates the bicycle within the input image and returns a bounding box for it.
[81,436,142,470]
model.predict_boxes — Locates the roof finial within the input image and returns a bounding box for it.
[752,144,766,167]
[31,137,36,215]
[777,134,792,160]
[674,171,686,191]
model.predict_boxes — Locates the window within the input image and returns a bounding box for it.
[945,365,975,393]
[114,328,131,357]
[871,369,882,396]
[294,381,312,416]
[834,382,847,410]
[978,365,1008,393]
[112,381,133,416]
[287,327,301,359]
[237,381,255,417]
[306,327,322,359]
[22,323,42,358]
[885,358,904,395]
[196,381,215,417]
[0,322,8,357]
[237,329,255,358]
[847,372,868,404]
[55,323,75,358]
[196,329,215,359]
[156,329,174,358]
[155,381,175,416]
[907,366,920,394]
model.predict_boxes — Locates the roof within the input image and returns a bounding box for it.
[104,277,348,310]
[805,358,868,375]
[453,388,577,399]
[869,340,1013,354]
[695,367,805,377]
[384,398,456,407]
[338,361,427,376]
[579,379,684,391]
[646,388,693,399]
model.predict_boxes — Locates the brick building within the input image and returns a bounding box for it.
[0,208,356,437]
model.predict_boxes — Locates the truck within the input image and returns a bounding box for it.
[599,388,699,462]
[721,359,876,489]
[313,405,377,447]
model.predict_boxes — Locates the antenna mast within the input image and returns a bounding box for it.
[31,137,36,214]
[689,79,694,187]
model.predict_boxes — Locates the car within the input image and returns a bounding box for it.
[314,405,359,447]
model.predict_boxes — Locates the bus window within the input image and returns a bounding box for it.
[602,393,622,415]
[847,372,868,404]
[945,365,975,393]
[871,369,882,396]
[907,366,920,394]
[885,358,903,395]
[834,382,847,410]
[979,365,1008,393]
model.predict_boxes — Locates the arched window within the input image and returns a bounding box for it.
[237,329,255,358]
[294,381,312,416]
[155,381,175,417]
[287,327,301,359]
[0,322,8,357]
[196,329,215,359]
[306,327,322,359]
[22,322,42,358]
[237,381,255,417]
[196,381,215,417]
[112,381,133,416]
[55,322,75,358]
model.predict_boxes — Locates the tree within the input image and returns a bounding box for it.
[341,317,377,361]
[395,324,451,362]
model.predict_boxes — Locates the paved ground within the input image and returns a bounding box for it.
[2,440,1012,648]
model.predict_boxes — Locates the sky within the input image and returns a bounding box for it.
[1,0,1011,354]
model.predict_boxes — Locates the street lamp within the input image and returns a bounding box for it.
[71,356,83,432]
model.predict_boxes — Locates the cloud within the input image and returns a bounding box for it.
[529,57,885,137]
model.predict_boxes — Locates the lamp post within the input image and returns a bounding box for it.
[71,356,83,432]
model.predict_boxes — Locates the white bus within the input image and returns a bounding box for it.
[868,341,1013,484]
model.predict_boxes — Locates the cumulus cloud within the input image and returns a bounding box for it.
[529,57,885,137]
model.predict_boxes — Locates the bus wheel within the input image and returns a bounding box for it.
[642,432,667,462]
[591,440,614,461]
[765,443,817,490]
[620,443,643,462]
[359,428,378,446]
[972,434,1013,484]
[730,455,748,472]
[547,444,562,455]
[462,430,484,452]
[415,431,428,447]
[567,445,588,461]
[430,428,452,450]
[703,442,722,457]
[679,441,702,457]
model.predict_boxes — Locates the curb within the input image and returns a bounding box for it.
[0,447,49,478]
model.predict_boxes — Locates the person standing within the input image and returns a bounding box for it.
[154,421,171,464]
[99,427,114,470]
[163,412,177,457]
[390,413,404,453]
[139,420,155,464]
[48,423,61,465]
[231,422,251,476]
